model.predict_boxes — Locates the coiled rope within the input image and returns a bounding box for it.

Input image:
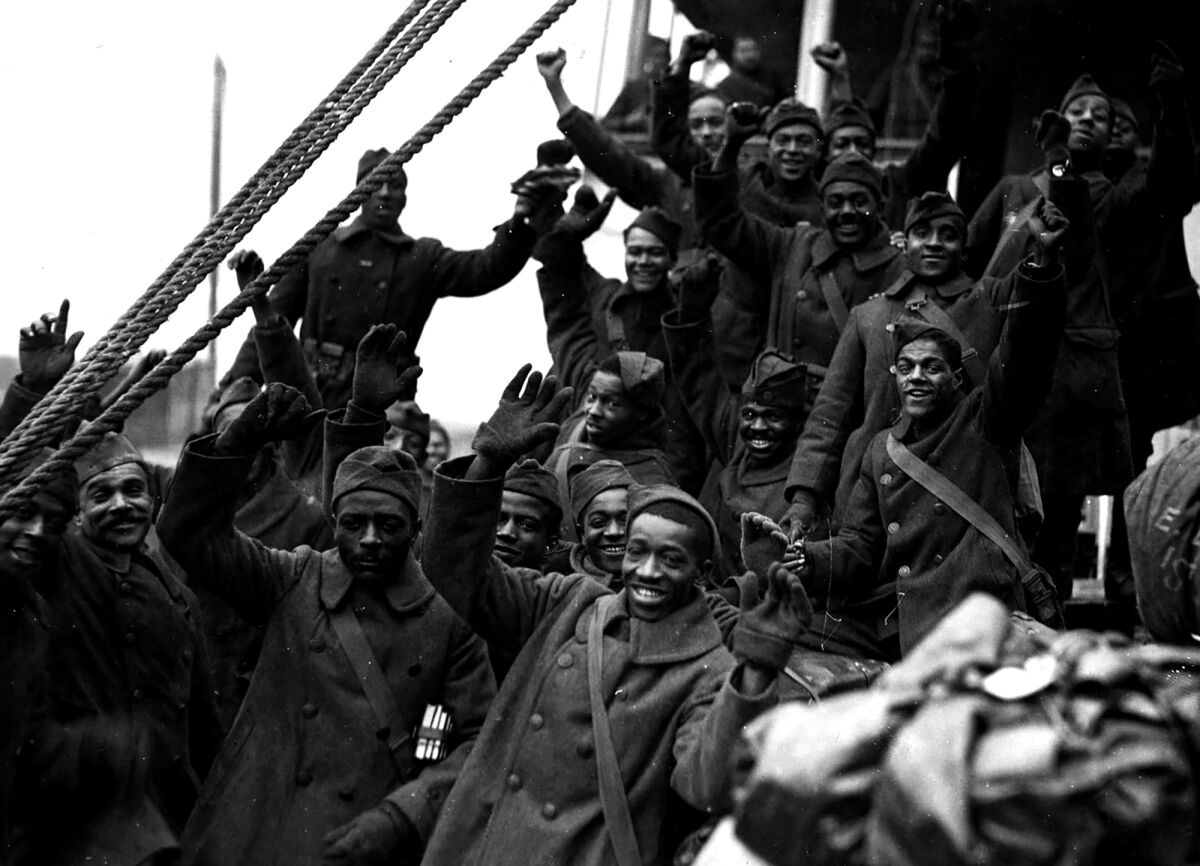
[0,0,580,515]
[0,0,468,483]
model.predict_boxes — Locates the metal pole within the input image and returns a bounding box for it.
[626,0,652,82]
[796,0,836,113]
[208,55,226,389]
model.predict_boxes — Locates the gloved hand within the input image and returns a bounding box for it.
[536,138,576,167]
[670,251,723,317]
[739,512,789,585]
[780,490,825,545]
[471,364,574,474]
[214,382,323,456]
[350,324,422,416]
[19,299,84,394]
[1149,40,1186,102]
[227,249,275,325]
[553,185,617,241]
[733,561,814,671]
[512,164,581,227]
[1034,109,1071,171]
[1025,197,1071,268]
[322,803,412,866]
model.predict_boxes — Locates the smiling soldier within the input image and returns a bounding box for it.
[418,366,812,866]
[782,191,1045,536]
[788,199,1069,661]
[696,149,905,404]
[158,326,495,866]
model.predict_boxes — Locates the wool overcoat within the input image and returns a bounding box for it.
[418,458,776,866]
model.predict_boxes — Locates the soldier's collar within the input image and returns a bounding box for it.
[812,225,899,270]
[336,217,414,246]
[320,549,436,613]
[885,270,974,300]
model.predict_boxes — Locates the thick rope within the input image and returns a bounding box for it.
[0,0,468,478]
[0,0,582,516]
[0,0,447,465]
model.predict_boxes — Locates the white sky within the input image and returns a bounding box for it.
[0,0,658,428]
[5,2,1199,431]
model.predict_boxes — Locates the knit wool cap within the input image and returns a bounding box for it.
[627,483,719,562]
[386,401,431,448]
[357,147,407,187]
[764,98,823,139]
[624,208,683,256]
[332,445,422,517]
[903,191,967,233]
[823,98,876,138]
[741,349,806,408]
[819,151,883,201]
[211,376,261,432]
[1111,97,1140,133]
[75,432,146,487]
[569,459,635,527]
[1059,74,1109,114]
[893,321,963,370]
[615,351,666,411]
[505,459,564,529]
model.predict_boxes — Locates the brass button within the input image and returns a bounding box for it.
[576,740,593,758]
[506,774,522,790]
[529,713,544,730]
[119,582,133,595]
[796,289,809,300]
[296,770,313,787]
[301,702,318,719]
[557,653,574,669]
[542,803,557,820]
[898,565,911,578]
[887,522,900,535]
[933,554,944,565]
[880,473,892,486]
[124,631,136,644]
[933,503,946,516]
[309,637,325,653]
[132,688,143,700]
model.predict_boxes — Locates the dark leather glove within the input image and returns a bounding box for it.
[670,251,724,317]
[214,383,323,456]
[733,561,814,671]
[350,325,422,416]
[553,184,617,241]
[471,365,574,472]
[1149,40,1186,102]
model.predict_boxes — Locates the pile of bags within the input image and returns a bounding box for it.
[728,594,1200,866]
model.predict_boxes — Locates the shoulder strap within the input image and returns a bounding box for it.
[817,270,850,332]
[902,291,988,387]
[588,598,642,866]
[885,434,1031,572]
[328,605,411,774]
[552,422,588,542]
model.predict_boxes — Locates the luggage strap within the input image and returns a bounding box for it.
[817,271,850,332]
[328,605,411,773]
[885,433,1030,573]
[588,596,642,866]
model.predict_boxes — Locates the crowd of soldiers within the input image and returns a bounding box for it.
[5,5,1200,864]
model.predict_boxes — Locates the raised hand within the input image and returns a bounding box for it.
[512,164,582,222]
[554,185,617,240]
[19,299,84,393]
[535,47,567,83]
[214,382,323,456]
[739,512,790,583]
[227,249,276,324]
[733,561,814,673]
[470,364,574,475]
[670,251,723,316]
[351,324,421,416]
[810,42,849,79]
[675,31,717,71]
[1149,41,1186,101]
[1026,197,1070,266]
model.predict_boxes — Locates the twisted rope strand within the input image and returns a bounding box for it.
[0,0,462,474]
[0,0,581,514]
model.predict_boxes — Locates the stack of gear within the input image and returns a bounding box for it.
[727,594,1200,866]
